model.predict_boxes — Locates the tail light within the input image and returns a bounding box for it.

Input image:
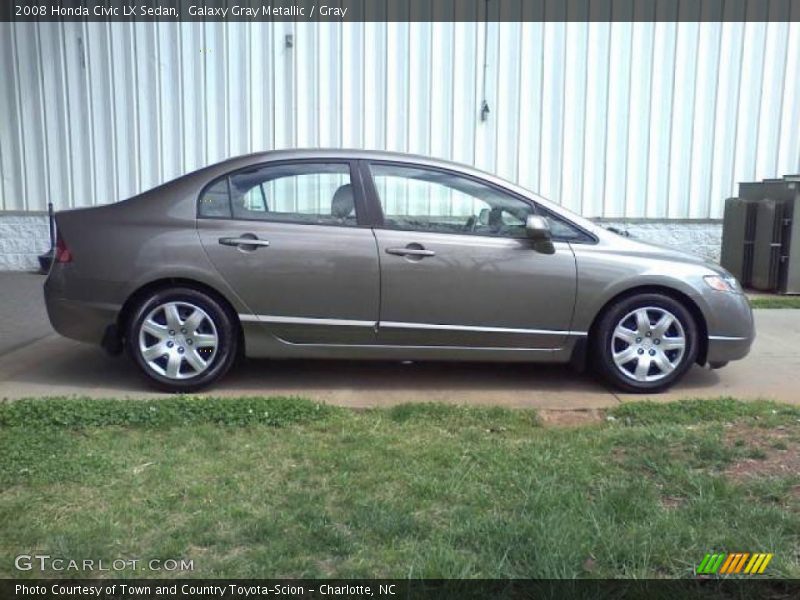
[55,232,72,263]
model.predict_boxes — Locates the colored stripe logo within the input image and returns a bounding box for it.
[697,552,773,575]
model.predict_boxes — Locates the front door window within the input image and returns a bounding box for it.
[369,163,535,238]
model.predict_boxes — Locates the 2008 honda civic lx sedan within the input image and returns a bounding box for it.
[44,149,754,393]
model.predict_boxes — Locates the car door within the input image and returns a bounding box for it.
[366,162,579,349]
[196,160,380,345]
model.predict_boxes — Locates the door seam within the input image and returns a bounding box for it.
[371,227,382,334]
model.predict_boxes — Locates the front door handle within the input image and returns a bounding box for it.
[219,236,270,248]
[385,247,436,257]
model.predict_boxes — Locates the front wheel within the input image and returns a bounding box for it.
[126,287,238,392]
[594,293,699,393]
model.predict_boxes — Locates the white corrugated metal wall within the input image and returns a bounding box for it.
[1,19,799,217]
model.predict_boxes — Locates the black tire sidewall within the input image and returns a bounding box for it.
[126,287,237,392]
[594,293,699,393]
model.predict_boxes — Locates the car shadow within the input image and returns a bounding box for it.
[2,336,723,406]
[231,356,615,396]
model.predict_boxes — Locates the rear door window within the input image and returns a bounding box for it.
[199,162,357,227]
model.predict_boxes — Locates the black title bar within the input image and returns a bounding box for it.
[3,579,800,600]
[4,0,800,22]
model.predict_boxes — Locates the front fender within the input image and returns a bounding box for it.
[570,245,716,333]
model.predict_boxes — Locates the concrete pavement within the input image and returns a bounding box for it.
[0,272,798,407]
[0,271,53,355]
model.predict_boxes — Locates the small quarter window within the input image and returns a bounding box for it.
[538,207,594,243]
[198,179,232,218]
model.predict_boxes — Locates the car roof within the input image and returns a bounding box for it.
[206,148,494,176]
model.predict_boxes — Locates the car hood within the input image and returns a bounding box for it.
[595,229,730,276]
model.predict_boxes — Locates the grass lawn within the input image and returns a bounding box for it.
[748,295,800,309]
[1,397,798,579]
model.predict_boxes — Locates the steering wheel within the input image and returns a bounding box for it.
[463,215,477,232]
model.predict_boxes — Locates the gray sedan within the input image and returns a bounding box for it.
[44,150,754,393]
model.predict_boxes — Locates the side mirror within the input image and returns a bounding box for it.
[525,215,551,241]
[525,215,555,254]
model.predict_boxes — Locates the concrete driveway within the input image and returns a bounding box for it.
[0,272,797,408]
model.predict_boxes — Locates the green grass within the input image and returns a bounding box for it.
[1,397,798,579]
[607,398,800,426]
[749,295,800,309]
[0,395,334,428]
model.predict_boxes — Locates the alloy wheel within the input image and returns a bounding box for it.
[138,301,219,380]
[610,306,686,383]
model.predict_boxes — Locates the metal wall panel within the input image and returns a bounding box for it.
[1,16,799,216]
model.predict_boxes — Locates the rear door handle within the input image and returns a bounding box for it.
[385,247,436,257]
[218,236,270,248]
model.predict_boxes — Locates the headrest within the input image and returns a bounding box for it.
[331,184,355,219]
[488,207,504,228]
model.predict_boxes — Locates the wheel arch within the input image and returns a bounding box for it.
[112,277,245,358]
[581,285,708,369]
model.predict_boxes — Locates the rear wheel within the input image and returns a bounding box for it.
[127,287,237,392]
[594,293,698,393]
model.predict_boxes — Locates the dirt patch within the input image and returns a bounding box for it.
[538,409,605,428]
[660,495,685,510]
[723,425,800,483]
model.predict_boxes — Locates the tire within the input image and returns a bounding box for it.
[593,293,699,393]
[126,287,238,392]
